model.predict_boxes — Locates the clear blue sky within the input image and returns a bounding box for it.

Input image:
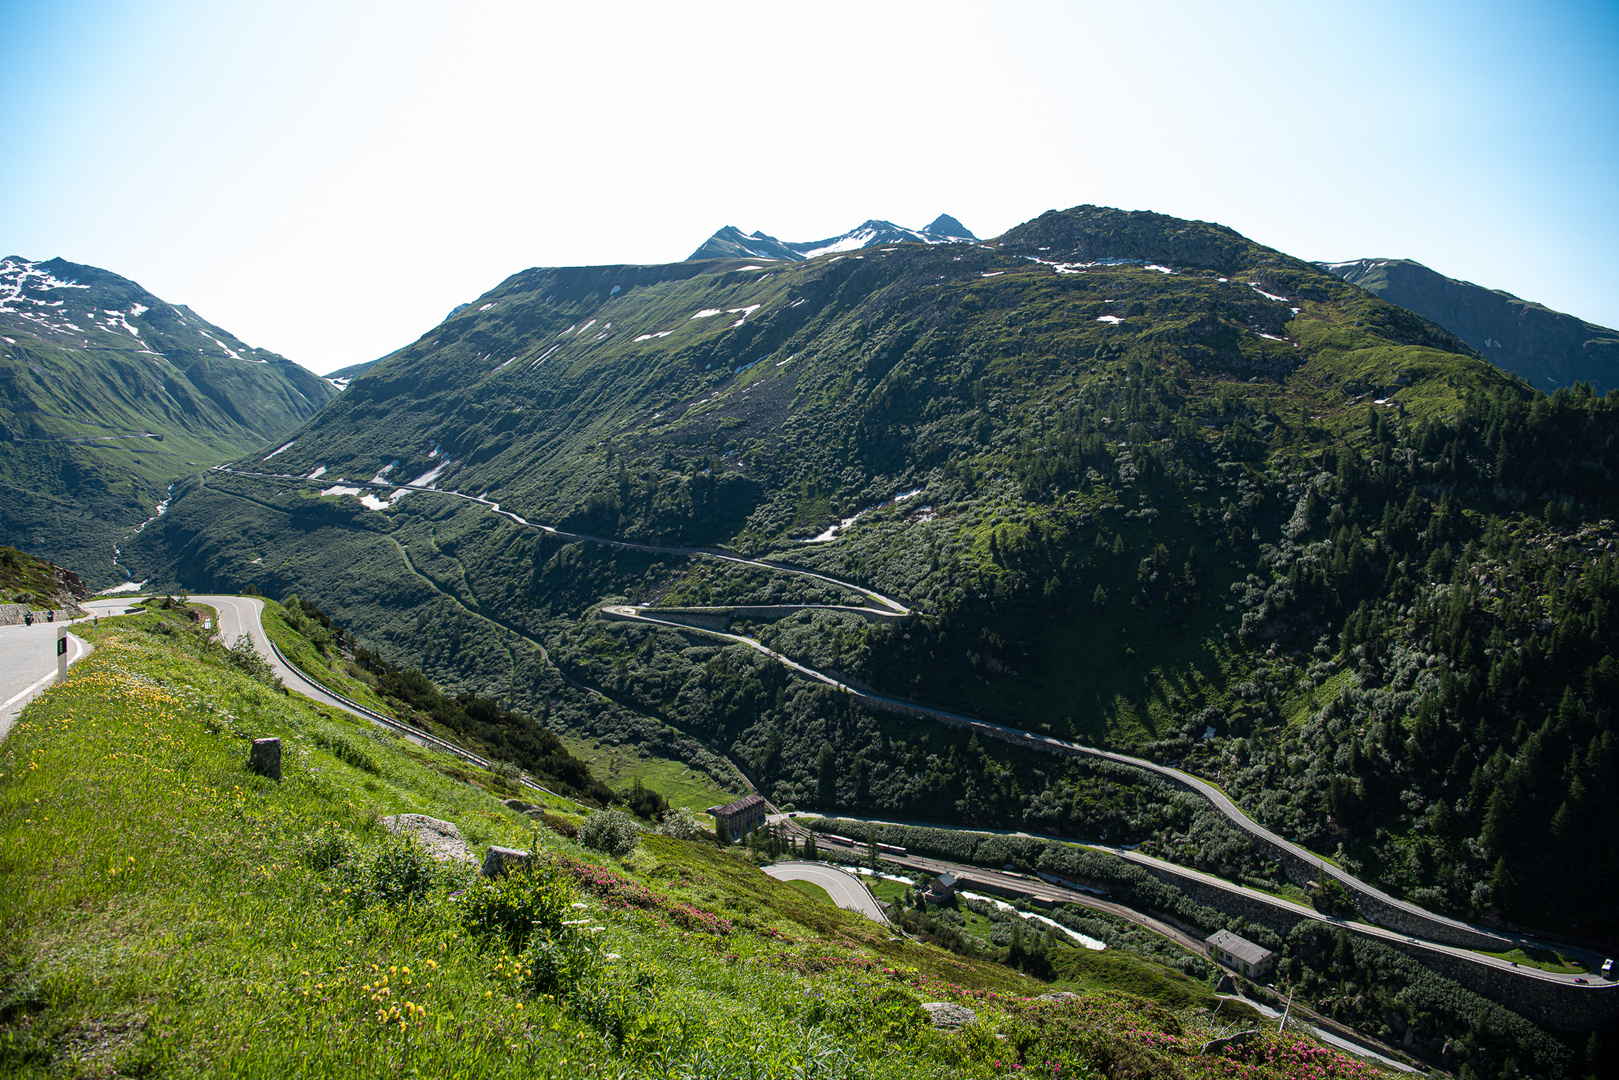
[3,0,1615,375]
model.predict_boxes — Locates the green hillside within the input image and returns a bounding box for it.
[0,604,1402,1080]
[0,544,92,610]
[124,204,1619,950]
[1319,257,1619,393]
[0,257,338,585]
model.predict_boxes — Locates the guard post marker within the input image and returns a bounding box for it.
[56,626,68,685]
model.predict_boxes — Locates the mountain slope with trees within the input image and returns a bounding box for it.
[126,204,1619,947]
[0,257,338,585]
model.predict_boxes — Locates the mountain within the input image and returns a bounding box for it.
[687,213,977,262]
[1318,257,1619,393]
[321,358,377,390]
[0,542,93,613]
[128,203,1619,965]
[0,256,338,586]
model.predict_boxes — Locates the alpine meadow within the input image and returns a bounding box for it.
[6,201,1619,1080]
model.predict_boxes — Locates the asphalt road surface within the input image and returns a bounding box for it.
[763,861,887,922]
[0,616,90,740]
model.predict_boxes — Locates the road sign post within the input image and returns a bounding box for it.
[56,626,67,685]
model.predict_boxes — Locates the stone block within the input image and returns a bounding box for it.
[482,845,532,878]
[249,737,281,780]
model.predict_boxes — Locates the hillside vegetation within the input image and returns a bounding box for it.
[0,257,336,585]
[0,604,1398,1080]
[0,545,92,611]
[123,204,1619,946]
[1320,258,1619,393]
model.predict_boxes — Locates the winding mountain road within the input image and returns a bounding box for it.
[210,464,1616,986]
[763,860,887,922]
[0,617,91,740]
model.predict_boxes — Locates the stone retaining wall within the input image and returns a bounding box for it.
[855,691,1511,951]
[1125,853,1619,1032]
[1234,829,1509,951]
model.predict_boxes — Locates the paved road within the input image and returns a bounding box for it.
[806,816,1609,990]
[1100,845,1612,987]
[0,617,90,740]
[206,467,1604,978]
[763,861,887,922]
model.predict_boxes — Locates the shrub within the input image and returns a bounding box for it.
[225,636,282,690]
[578,809,642,857]
[655,806,707,841]
[623,778,668,821]
[540,811,579,838]
[340,832,454,907]
[458,867,577,953]
[300,822,357,872]
[525,929,599,995]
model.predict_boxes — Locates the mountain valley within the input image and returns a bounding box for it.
[8,204,1619,1074]
[0,257,337,586]
[115,204,1619,946]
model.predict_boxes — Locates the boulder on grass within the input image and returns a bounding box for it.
[381,814,476,866]
[482,845,532,878]
[920,1002,976,1030]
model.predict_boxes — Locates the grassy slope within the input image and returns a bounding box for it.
[259,592,740,814]
[0,608,1389,1080]
[557,731,741,814]
[0,546,88,609]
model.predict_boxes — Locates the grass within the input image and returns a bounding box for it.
[259,598,411,723]
[0,605,1394,1079]
[1282,669,1356,728]
[785,879,836,906]
[1479,948,1589,975]
[868,878,914,906]
[260,595,739,817]
[557,732,741,815]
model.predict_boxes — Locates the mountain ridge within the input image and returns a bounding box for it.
[0,255,339,585]
[1317,256,1619,393]
[124,202,1619,967]
[688,213,978,262]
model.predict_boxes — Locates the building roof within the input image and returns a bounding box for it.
[1206,929,1274,966]
[709,793,766,819]
[931,871,959,890]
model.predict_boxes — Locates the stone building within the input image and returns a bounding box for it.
[708,793,767,841]
[1206,929,1276,978]
[922,871,959,903]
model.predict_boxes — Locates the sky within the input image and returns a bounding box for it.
[3,0,1616,376]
